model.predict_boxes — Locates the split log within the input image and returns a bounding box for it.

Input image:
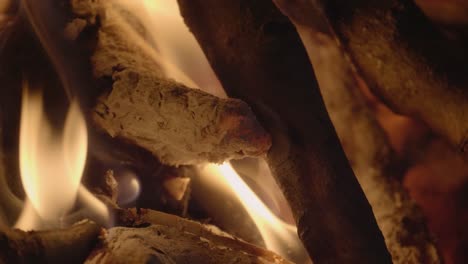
[296,21,440,263]
[67,0,271,166]
[85,208,291,264]
[272,0,468,157]
[0,220,100,264]
[177,0,392,263]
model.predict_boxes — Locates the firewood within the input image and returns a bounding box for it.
[0,220,100,264]
[85,208,291,264]
[272,0,468,157]
[297,25,440,263]
[177,0,392,263]
[67,0,271,166]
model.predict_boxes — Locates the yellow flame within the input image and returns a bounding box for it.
[113,0,225,97]
[200,163,307,262]
[15,84,88,229]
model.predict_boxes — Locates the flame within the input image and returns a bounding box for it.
[15,83,107,230]
[199,163,308,262]
[141,0,224,96]
[77,1,307,261]
[120,1,307,261]
[112,0,225,98]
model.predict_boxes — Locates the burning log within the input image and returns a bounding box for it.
[68,0,271,166]
[298,23,440,262]
[84,208,291,264]
[272,0,468,156]
[0,220,100,264]
[177,0,393,263]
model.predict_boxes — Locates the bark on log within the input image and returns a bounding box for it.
[0,220,100,264]
[273,0,468,157]
[85,208,291,264]
[68,0,271,166]
[177,1,392,263]
[298,25,440,263]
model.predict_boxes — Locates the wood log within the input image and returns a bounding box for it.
[67,0,271,166]
[297,23,440,263]
[86,225,287,264]
[0,220,100,264]
[85,208,291,264]
[177,0,392,263]
[272,0,468,157]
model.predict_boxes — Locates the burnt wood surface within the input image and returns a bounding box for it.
[67,0,272,166]
[274,0,468,156]
[86,208,292,264]
[298,25,440,263]
[0,220,100,264]
[177,0,392,263]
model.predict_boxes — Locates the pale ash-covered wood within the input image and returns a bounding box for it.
[68,0,271,166]
[85,208,292,264]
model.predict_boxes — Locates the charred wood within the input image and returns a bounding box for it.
[273,0,468,157]
[68,0,271,166]
[0,220,100,264]
[297,24,440,263]
[177,0,392,263]
[87,208,291,264]
[86,225,286,264]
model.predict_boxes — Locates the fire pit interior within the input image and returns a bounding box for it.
[0,0,467,263]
